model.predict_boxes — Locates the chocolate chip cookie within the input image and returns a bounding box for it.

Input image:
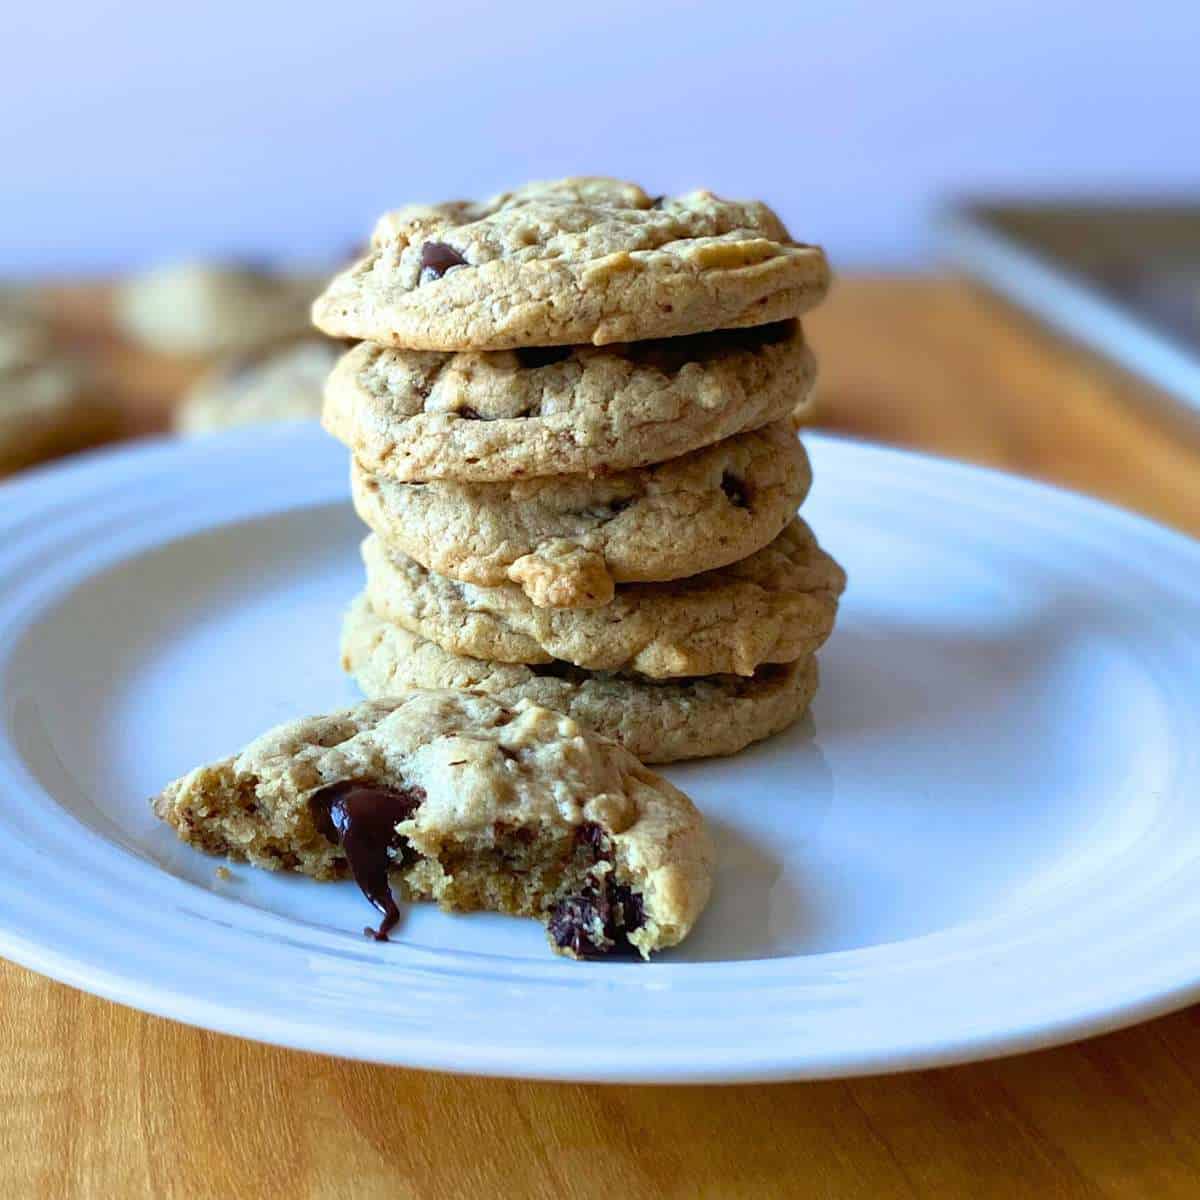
[324,320,816,480]
[360,518,845,678]
[341,595,819,763]
[351,422,811,608]
[153,689,713,957]
[177,340,341,434]
[118,261,321,356]
[312,177,830,349]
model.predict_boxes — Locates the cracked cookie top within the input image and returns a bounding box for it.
[351,422,812,608]
[361,518,846,678]
[323,319,815,481]
[312,177,830,350]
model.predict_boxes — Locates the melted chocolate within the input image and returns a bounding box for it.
[419,241,467,283]
[309,781,425,941]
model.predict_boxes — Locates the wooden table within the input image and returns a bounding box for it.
[5,278,1200,1198]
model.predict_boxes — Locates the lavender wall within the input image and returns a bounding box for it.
[4,0,1196,271]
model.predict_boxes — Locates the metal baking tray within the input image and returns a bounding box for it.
[939,203,1200,418]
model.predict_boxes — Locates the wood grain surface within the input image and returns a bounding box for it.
[3,277,1200,1199]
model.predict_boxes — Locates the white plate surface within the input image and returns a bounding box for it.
[0,426,1198,1083]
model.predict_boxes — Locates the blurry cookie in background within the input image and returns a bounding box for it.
[0,305,117,475]
[116,261,321,356]
[0,288,51,370]
[176,340,340,434]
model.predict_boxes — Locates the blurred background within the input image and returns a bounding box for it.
[4,0,1198,273]
[3,0,1199,516]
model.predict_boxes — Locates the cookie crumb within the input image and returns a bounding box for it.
[215,865,233,881]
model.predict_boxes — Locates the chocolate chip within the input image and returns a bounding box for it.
[721,472,751,509]
[547,873,645,958]
[577,821,610,859]
[309,781,425,941]
[649,195,666,209]
[456,406,483,420]
[613,884,645,931]
[548,887,609,957]
[514,346,572,369]
[419,241,467,284]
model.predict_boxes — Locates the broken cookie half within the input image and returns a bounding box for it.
[152,690,713,959]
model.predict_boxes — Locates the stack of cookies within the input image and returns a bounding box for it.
[312,178,845,763]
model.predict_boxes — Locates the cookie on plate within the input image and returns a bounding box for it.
[342,595,819,764]
[117,261,320,356]
[177,340,341,434]
[153,690,713,958]
[352,422,812,608]
[360,518,845,678]
[324,320,816,480]
[312,177,830,349]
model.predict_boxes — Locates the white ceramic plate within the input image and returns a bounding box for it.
[1,426,1198,1083]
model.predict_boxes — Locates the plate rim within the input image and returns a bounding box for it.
[0,425,1198,1083]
